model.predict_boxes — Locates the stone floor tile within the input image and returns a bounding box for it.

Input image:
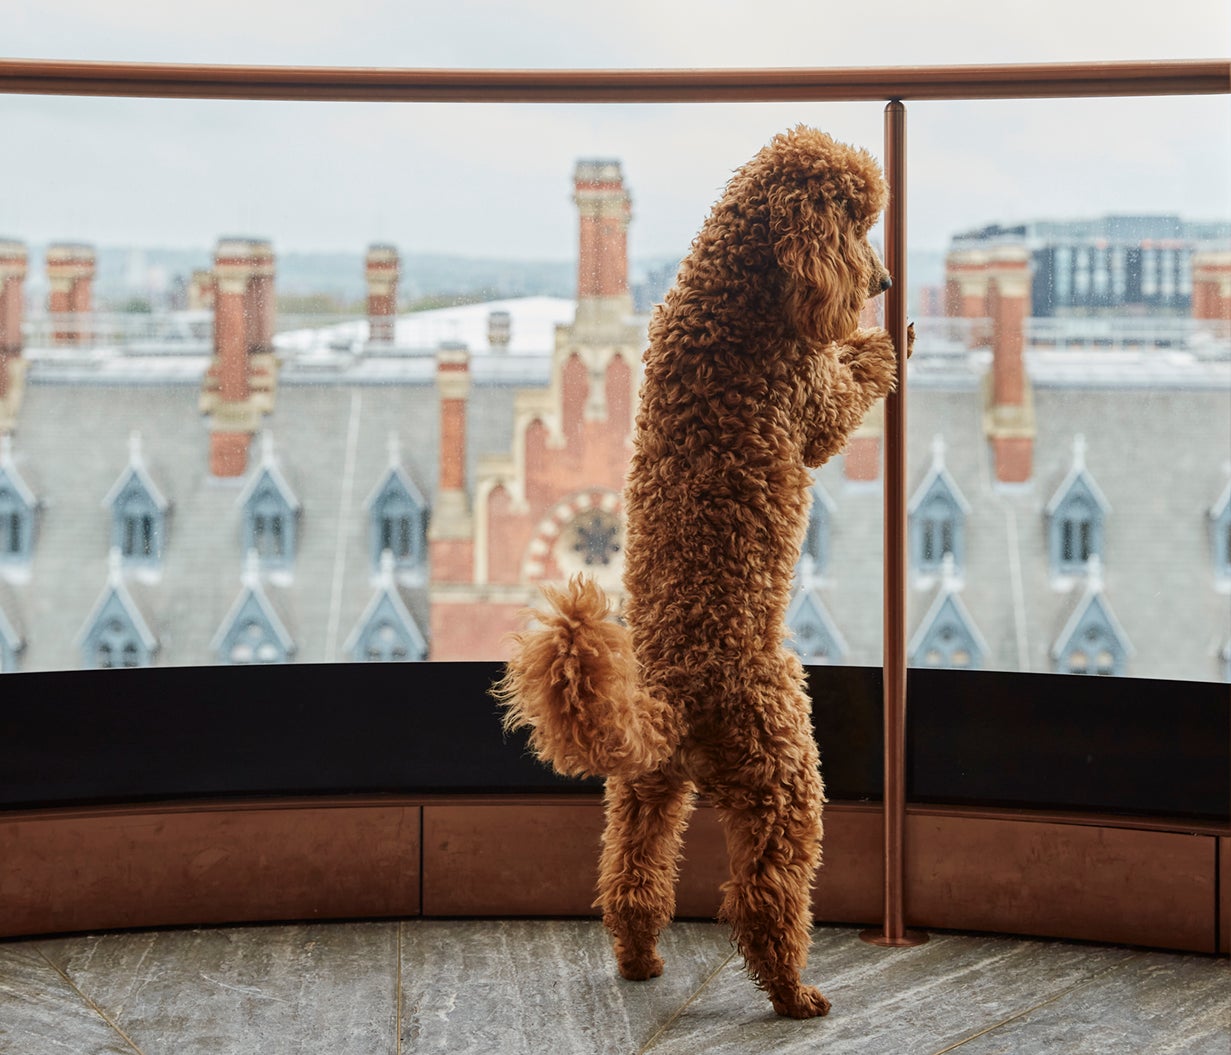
[35,922,399,1055]
[641,928,1140,1055]
[398,920,734,1055]
[0,945,137,1055]
[951,950,1231,1055]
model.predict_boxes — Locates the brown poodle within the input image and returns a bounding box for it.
[495,126,908,1019]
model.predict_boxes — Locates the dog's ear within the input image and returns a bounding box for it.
[769,183,866,342]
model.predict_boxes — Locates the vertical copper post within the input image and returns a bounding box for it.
[862,100,927,948]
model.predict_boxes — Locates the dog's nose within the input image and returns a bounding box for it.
[879,274,893,292]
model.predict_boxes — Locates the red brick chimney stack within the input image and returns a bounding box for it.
[365,244,399,344]
[46,243,95,346]
[983,245,1034,484]
[573,160,632,329]
[428,343,474,580]
[0,240,27,429]
[944,247,991,344]
[1192,250,1231,323]
[200,237,278,477]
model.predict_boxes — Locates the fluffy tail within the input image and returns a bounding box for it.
[493,576,682,781]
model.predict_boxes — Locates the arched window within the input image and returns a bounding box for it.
[112,482,164,562]
[1046,436,1110,578]
[0,481,33,561]
[238,440,301,571]
[367,468,428,571]
[797,483,834,579]
[103,435,170,568]
[242,479,298,567]
[908,438,969,578]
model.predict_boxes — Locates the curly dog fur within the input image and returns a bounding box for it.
[496,126,907,1019]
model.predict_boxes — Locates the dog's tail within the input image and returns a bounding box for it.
[493,576,682,782]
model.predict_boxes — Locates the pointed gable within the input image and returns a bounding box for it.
[77,554,159,668]
[909,582,987,670]
[1051,562,1132,675]
[0,583,24,671]
[345,559,429,662]
[785,588,848,664]
[212,558,296,664]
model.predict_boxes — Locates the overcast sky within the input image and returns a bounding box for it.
[3,0,1228,263]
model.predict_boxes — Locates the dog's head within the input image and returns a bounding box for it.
[745,126,889,343]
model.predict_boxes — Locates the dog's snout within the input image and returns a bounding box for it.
[879,274,893,293]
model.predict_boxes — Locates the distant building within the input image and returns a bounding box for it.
[948,214,1231,319]
[0,188,1227,681]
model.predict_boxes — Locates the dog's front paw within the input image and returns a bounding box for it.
[770,984,831,1019]
[906,321,916,359]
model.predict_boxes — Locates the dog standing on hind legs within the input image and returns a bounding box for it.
[495,126,911,1019]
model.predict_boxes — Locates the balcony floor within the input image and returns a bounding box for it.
[1,919,1227,1054]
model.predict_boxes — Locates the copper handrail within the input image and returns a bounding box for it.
[0,57,1227,102]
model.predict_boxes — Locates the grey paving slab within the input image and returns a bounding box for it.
[952,950,1231,1055]
[640,928,1141,1055]
[34,922,399,1055]
[0,944,137,1055]
[398,920,734,1055]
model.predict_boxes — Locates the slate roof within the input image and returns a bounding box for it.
[3,301,1229,683]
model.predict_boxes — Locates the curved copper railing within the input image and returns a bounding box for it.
[1,54,1227,947]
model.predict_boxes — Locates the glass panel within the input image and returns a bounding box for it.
[0,84,1225,679]
[910,95,1230,681]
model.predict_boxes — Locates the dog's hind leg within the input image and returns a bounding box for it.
[712,747,828,1018]
[597,768,694,981]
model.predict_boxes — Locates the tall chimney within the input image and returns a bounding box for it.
[365,244,399,344]
[0,240,27,431]
[1192,249,1231,324]
[573,159,632,330]
[944,247,991,347]
[200,237,278,477]
[46,243,95,346]
[983,245,1034,484]
[428,343,474,581]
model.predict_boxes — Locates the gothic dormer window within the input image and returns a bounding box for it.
[909,437,970,578]
[798,481,835,580]
[0,436,37,565]
[103,432,169,567]
[908,559,986,670]
[78,552,158,669]
[346,553,429,662]
[1210,477,1231,584]
[365,436,429,573]
[1046,435,1110,579]
[0,594,23,672]
[213,555,295,664]
[238,434,301,571]
[785,589,847,664]
[1052,560,1131,676]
